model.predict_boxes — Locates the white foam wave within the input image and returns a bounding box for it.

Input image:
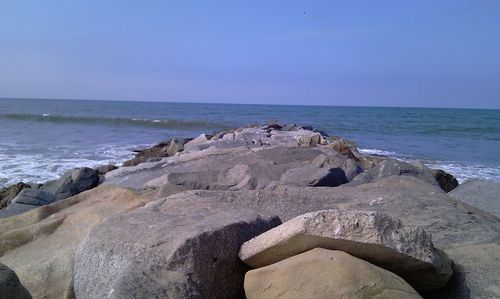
[358,148,399,157]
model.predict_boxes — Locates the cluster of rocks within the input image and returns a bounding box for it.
[0,165,117,219]
[0,121,499,298]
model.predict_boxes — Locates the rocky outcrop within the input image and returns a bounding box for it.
[74,193,280,299]
[186,176,500,298]
[240,209,452,292]
[123,138,190,167]
[0,185,148,299]
[449,178,500,218]
[0,263,32,299]
[244,248,421,299]
[431,169,459,192]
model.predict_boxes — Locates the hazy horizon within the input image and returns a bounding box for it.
[1,1,499,109]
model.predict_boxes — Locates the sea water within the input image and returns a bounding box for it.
[1,98,499,187]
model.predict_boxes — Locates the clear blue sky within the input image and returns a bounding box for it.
[1,1,499,108]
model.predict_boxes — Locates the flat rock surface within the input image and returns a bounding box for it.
[186,176,500,298]
[240,209,452,292]
[0,185,148,299]
[244,248,421,299]
[74,192,280,299]
[449,179,500,218]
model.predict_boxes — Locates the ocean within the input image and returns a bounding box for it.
[1,98,499,187]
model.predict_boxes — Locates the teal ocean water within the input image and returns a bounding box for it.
[1,98,499,187]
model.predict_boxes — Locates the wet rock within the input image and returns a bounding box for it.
[240,209,452,292]
[0,189,57,218]
[431,169,459,193]
[244,248,421,299]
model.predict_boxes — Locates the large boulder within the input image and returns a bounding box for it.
[74,192,281,299]
[0,263,32,299]
[449,179,500,218]
[244,248,421,299]
[41,167,99,200]
[240,210,452,292]
[184,176,500,298]
[0,185,148,299]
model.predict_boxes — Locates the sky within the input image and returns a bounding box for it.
[0,1,499,108]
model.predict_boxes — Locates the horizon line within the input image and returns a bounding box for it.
[0,96,498,111]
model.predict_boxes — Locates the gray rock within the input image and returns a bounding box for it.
[0,263,32,299]
[0,189,57,218]
[109,263,201,299]
[41,167,99,200]
[74,193,281,299]
[280,166,348,187]
[240,209,452,292]
[185,176,500,298]
[166,137,188,156]
[349,158,438,187]
[449,179,500,218]
[0,182,30,209]
[12,188,56,206]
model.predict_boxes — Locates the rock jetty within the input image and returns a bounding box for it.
[0,122,499,299]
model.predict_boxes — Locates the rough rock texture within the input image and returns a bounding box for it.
[186,176,500,298]
[449,179,500,218]
[95,164,118,175]
[109,263,201,299]
[348,159,438,188]
[74,193,281,299]
[0,189,57,218]
[41,167,99,200]
[0,182,30,209]
[244,248,421,299]
[105,145,358,191]
[432,169,459,192]
[240,209,452,292]
[0,263,32,299]
[0,185,148,299]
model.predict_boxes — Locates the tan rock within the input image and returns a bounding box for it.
[0,185,148,299]
[244,248,422,299]
[240,209,452,292]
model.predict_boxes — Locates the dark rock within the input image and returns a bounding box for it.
[41,167,99,200]
[123,139,173,167]
[95,164,118,175]
[74,195,280,299]
[431,169,459,192]
[0,182,30,209]
[266,120,283,130]
[280,166,348,187]
[330,142,359,161]
[0,263,32,299]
